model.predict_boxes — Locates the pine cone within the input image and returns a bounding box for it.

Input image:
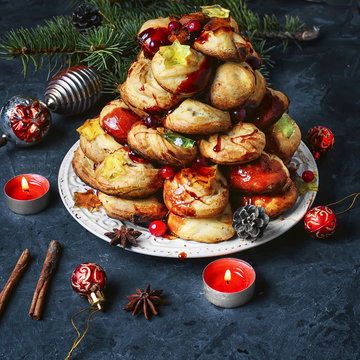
[72,3,103,33]
[232,204,269,240]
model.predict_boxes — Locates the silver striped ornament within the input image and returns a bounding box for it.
[44,66,102,116]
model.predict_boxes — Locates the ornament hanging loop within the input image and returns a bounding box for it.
[65,306,101,360]
[326,192,360,215]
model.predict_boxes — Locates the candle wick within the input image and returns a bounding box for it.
[226,280,229,285]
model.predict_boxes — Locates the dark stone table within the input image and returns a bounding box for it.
[0,1,359,359]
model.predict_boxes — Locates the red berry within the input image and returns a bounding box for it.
[187,19,202,33]
[247,56,261,70]
[230,108,246,123]
[160,166,175,179]
[143,115,161,127]
[302,170,315,183]
[138,27,171,58]
[168,21,181,31]
[196,156,208,167]
[149,221,167,237]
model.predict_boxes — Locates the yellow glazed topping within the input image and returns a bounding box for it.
[159,40,192,67]
[76,118,105,141]
[98,151,126,181]
[200,4,230,18]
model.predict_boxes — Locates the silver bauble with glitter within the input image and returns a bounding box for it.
[44,66,102,116]
[0,94,51,147]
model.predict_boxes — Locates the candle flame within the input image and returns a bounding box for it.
[21,177,30,192]
[224,269,231,283]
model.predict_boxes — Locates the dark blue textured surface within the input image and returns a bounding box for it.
[0,1,359,359]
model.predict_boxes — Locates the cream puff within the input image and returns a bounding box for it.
[264,113,301,164]
[127,122,198,167]
[245,70,267,109]
[198,122,266,165]
[233,179,298,218]
[120,58,182,114]
[98,192,168,223]
[210,62,256,110]
[167,203,235,243]
[194,17,261,64]
[163,99,231,135]
[228,152,290,194]
[77,117,122,163]
[163,165,229,218]
[151,41,212,97]
[94,147,163,198]
[248,88,290,129]
[73,145,162,198]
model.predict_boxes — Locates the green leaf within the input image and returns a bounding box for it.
[162,129,196,148]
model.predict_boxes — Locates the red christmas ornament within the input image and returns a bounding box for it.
[304,206,337,239]
[71,262,107,309]
[306,126,334,159]
[0,95,51,147]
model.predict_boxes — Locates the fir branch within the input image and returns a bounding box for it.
[0,17,82,76]
[77,25,125,71]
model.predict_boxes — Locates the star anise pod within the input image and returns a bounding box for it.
[123,284,167,320]
[104,225,142,248]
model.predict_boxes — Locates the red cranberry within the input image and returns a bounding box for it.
[138,28,171,58]
[160,166,175,180]
[230,108,246,123]
[149,220,167,237]
[143,115,161,127]
[187,19,202,33]
[196,156,208,167]
[168,21,181,31]
[302,170,315,183]
[148,39,161,52]
[247,56,261,70]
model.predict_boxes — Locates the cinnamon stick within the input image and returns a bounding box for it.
[29,240,61,320]
[0,249,30,317]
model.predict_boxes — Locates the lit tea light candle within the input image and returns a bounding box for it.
[203,258,256,308]
[4,174,50,215]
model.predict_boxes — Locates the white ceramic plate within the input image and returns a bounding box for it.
[58,141,318,258]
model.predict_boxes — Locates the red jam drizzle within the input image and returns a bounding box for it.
[213,135,222,152]
[128,149,149,164]
[102,107,141,144]
[176,57,211,94]
[197,32,210,45]
[250,89,286,129]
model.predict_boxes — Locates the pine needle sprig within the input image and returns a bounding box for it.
[0,16,82,76]
[77,25,125,71]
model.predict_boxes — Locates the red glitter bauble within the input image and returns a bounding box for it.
[304,206,337,239]
[306,126,334,159]
[71,262,107,308]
